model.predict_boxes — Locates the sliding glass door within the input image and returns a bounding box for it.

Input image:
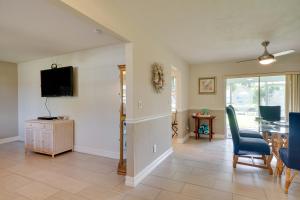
[260,76,286,116]
[226,75,285,137]
[226,77,260,134]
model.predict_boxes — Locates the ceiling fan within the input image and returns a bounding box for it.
[237,41,295,65]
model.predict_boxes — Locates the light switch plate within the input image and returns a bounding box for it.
[153,144,157,153]
[138,100,143,109]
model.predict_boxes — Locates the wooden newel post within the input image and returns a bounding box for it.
[118,65,126,175]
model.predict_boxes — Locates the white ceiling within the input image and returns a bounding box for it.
[111,0,300,64]
[0,0,124,63]
[1,0,300,64]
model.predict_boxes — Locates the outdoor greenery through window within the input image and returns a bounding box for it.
[226,75,286,137]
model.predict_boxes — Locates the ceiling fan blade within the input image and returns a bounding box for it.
[236,58,257,63]
[273,50,295,57]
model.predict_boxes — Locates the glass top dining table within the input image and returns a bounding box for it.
[256,119,289,159]
[255,118,289,156]
[258,120,289,137]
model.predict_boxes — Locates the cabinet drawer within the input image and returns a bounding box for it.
[27,123,53,130]
[40,123,53,130]
[40,130,53,135]
[26,123,38,128]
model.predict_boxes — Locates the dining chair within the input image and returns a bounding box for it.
[278,112,300,194]
[226,106,273,174]
[259,106,281,122]
[228,105,263,139]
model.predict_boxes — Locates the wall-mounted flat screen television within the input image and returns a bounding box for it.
[41,66,74,97]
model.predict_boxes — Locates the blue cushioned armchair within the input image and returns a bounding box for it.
[278,112,300,194]
[228,105,263,139]
[259,105,281,122]
[226,106,273,174]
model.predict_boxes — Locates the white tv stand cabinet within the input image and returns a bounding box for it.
[25,119,74,157]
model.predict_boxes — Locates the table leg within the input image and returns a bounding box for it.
[197,119,200,140]
[209,119,213,142]
[194,118,198,139]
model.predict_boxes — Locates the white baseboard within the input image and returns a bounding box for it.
[74,145,119,159]
[125,147,173,187]
[0,136,21,144]
[177,134,190,144]
[19,135,25,141]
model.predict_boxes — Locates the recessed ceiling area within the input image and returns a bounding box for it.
[0,0,125,63]
[109,0,300,64]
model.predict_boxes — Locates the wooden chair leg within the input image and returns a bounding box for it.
[266,154,273,175]
[262,155,267,165]
[276,159,284,176]
[285,168,291,194]
[233,155,238,168]
[285,168,298,194]
[232,154,274,175]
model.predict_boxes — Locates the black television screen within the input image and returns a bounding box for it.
[41,66,74,97]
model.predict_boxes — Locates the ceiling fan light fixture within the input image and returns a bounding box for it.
[259,58,276,65]
[237,40,295,64]
[258,49,276,65]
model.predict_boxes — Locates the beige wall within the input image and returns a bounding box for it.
[18,44,125,158]
[189,53,300,135]
[0,61,18,139]
[126,116,172,177]
[126,35,188,178]
[61,0,190,179]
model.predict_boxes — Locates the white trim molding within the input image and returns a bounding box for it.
[189,132,225,139]
[126,113,171,124]
[189,107,225,111]
[176,134,190,144]
[0,136,21,144]
[125,147,173,187]
[175,108,189,113]
[74,145,119,160]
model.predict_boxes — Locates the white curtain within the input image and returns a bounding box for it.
[286,74,300,118]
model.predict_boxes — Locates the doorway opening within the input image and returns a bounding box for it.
[226,75,286,138]
[171,68,178,138]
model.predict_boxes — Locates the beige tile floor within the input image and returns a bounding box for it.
[0,139,299,200]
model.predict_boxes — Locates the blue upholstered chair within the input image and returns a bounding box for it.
[278,112,300,193]
[259,106,281,122]
[226,106,273,174]
[228,105,263,139]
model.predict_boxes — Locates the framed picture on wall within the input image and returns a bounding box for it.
[199,77,216,94]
